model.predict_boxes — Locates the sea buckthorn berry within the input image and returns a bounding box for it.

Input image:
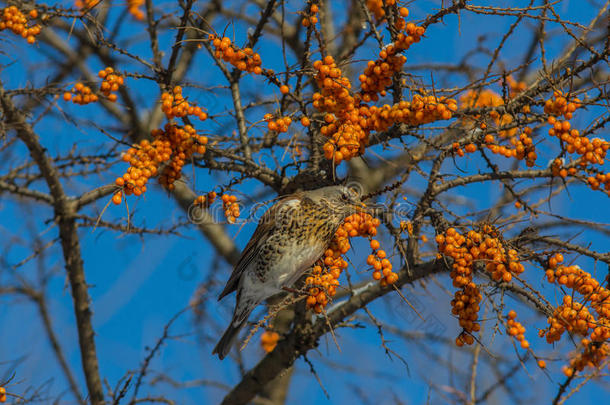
[98,67,124,101]
[1,6,42,44]
[64,82,98,105]
[280,85,290,94]
[540,262,610,349]
[305,212,385,310]
[542,93,609,187]
[437,225,526,344]
[161,86,208,120]
[209,34,264,74]
[127,0,145,20]
[116,122,207,199]
[112,192,122,205]
[260,330,280,353]
[561,339,609,377]
[222,194,240,223]
[265,115,293,133]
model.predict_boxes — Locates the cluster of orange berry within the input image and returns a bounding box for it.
[221,194,240,223]
[359,53,406,102]
[0,6,40,44]
[193,191,217,208]
[0,386,5,402]
[263,114,293,133]
[436,226,525,345]
[365,0,407,20]
[544,295,596,344]
[157,124,207,190]
[547,118,588,157]
[365,95,457,131]
[312,9,455,165]
[113,124,207,204]
[358,20,424,102]
[98,67,123,102]
[550,158,577,179]
[548,124,609,181]
[127,0,145,20]
[301,3,319,27]
[63,83,98,105]
[460,87,540,166]
[161,86,208,120]
[113,139,163,204]
[365,0,388,20]
[436,228,481,345]
[562,338,610,377]
[451,142,477,157]
[544,91,580,120]
[209,35,263,75]
[506,310,530,349]
[543,92,610,192]
[543,256,610,343]
[260,330,279,353]
[305,212,381,313]
[305,261,343,312]
[367,238,397,285]
[312,56,365,163]
[313,57,356,118]
[586,169,610,192]
[460,89,517,137]
[481,129,536,166]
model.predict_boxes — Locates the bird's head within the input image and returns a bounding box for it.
[306,185,365,218]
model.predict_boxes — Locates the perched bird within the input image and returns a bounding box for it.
[213,185,363,359]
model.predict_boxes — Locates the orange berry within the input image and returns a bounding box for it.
[112,193,122,205]
[280,85,290,94]
[370,240,380,250]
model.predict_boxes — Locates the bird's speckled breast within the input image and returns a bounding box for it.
[253,198,342,289]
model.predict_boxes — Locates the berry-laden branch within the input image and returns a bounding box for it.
[221,258,446,405]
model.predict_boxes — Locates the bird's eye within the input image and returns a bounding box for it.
[340,192,349,201]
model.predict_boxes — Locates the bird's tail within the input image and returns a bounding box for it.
[213,300,256,359]
[212,319,247,360]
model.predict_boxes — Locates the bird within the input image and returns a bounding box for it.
[213,185,363,359]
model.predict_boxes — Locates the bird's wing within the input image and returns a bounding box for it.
[217,194,301,300]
